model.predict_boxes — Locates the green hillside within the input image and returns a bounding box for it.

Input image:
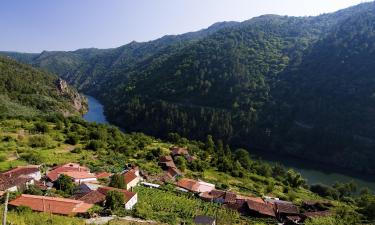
[0,56,87,117]
[3,2,375,175]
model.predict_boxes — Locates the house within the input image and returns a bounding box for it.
[95,172,112,180]
[245,197,276,218]
[193,215,216,225]
[170,146,194,163]
[272,201,300,222]
[61,171,97,184]
[199,190,236,204]
[78,186,137,210]
[9,194,93,216]
[0,165,42,192]
[3,165,41,181]
[170,146,189,157]
[176,178,215,193]
[123,169,140,190]
[74,182,103,198]
[47,163,96,184]
[0,175,33,192]
[159,155,177,169]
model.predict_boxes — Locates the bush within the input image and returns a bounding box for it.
[33,122,49,133]
[65,133,79,145]
[109,174,126,189]
[105,190,124,210]
[86,140,105,151]
[24,185,43,196]
[21,152,43,164]
[54,174,76,195]
[28,135,52,148]
[71,147,82,154]
[0,153,7,162]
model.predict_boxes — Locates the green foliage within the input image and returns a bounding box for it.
[105,190,124,210]
[54,174,76,195]
[28,134,53,148]
[284,169,306,188]
[109,174,126,189]
[24,185,43,196]
[0,56,86,117]
[65,133,79,145]
[133,186,242,224]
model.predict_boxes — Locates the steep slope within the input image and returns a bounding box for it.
[2,2,375,174]
[0,56,87,117]
[271,5,375,173]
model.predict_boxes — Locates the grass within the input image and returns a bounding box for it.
[0,207,85,225]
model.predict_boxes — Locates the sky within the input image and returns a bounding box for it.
[0,0,372,52]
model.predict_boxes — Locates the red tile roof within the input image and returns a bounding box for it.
[275,202,299,215]
[159,156,173,162]
[61,171,96,180]
[9,194,93,215]
[170,147,189,156]
[47,163,90,181]
[246,199,276,217]
[95,172,112,179]
[123,170,138,184]
[78,190,106,204]
[177,178,199,192]
[0,174,31,191]
[3,165,40,177]
[200,190,236,203]
[97,186,136,203]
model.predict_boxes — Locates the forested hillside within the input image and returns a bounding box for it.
[0,56,87,117]
[3,2,375,174]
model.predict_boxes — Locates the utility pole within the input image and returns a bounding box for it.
[2,191,9,225]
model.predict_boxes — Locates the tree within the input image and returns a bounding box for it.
[205,135,215,154]
[109,174,126,189]
[24,185,43,196]
[65,133,79,145]
[285,170,305,188]
[234,148,252,169]
[174,156,187,172]
[105,190,124,210]
[54,174,75,195]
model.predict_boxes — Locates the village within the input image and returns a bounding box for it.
[0,146,332,225]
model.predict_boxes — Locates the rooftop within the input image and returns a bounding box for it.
[9,194,93,215]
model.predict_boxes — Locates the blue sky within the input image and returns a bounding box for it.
[0,0,372,52]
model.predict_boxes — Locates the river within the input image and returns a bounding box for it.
[83,95,108,124]
[83,95,375,192]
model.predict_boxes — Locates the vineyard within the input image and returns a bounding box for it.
[132,186,275,225]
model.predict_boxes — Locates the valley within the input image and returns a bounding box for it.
[85,95,375,192]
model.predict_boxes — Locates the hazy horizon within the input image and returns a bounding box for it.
[0,0,372,53]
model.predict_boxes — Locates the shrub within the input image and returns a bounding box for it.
[24,185,43,196]
[109,174,126,189]
[54,174,76,195]
[65,133,79,145]
[21,152,43,164]
[33,122,49,133]
[71,147,82,153]
[105,190,124,210]
[86,140,105,151]
[28,135,52,148]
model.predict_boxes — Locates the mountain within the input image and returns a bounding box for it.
[2,2,375,174]
[0,56,87,117]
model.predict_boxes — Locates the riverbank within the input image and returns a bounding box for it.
[83,95,375,192]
